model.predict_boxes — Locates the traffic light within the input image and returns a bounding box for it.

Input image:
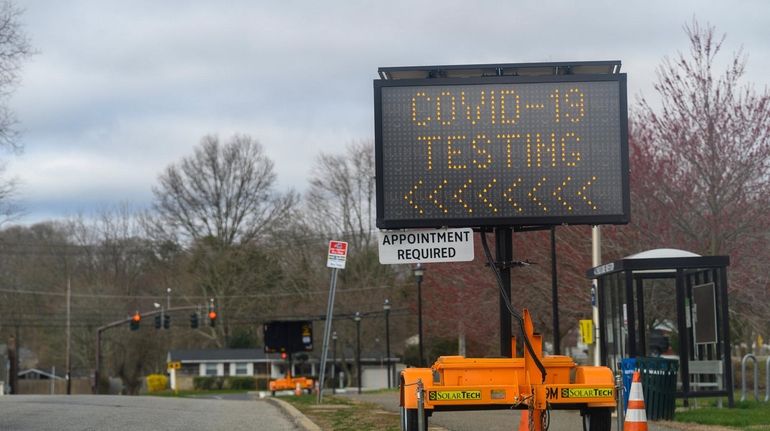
[208,310,217,327]
[154,314,162,329]
[190,313,199,329]
[130,312,141,331]
[163,314,170,329]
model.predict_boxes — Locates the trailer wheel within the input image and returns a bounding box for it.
[404,408,428,431]
[583,408,611,431]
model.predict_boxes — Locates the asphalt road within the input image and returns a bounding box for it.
[0,395,297,431]
[344,391,680,431]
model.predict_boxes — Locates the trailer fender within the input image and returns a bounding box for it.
[574,365,617,408]
[400,368,434,409]
[574,366,614,386]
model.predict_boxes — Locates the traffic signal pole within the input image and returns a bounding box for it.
[93,305,199,394]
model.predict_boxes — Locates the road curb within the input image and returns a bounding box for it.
[267,397,322,431]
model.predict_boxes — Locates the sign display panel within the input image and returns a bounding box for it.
[375,74,628,228]
[263,320,313,353]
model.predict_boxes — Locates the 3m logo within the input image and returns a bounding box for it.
[546,387,559,399]
[428,390,482,401]
[560,388,614,398]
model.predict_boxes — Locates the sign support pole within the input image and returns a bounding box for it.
[495,227,513,358]
[317,267,339,403]
[551,227,561,355]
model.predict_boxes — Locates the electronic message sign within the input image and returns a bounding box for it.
[374,73,629,229]
[264,321,313,353]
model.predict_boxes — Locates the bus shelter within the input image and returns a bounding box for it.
[587,249,733,406]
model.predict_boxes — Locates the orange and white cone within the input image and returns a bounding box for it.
[517,410,528,431]
[295,382,302,396]
[624,371,648,431]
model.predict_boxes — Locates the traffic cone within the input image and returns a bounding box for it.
[624,371,648,431]
[295,382,302,396]
[517,410,528,431]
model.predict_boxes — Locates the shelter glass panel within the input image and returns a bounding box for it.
[602,271,627,370]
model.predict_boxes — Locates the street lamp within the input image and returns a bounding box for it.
[413,263,425,366]
[383,299,392,388]
[354,312,362,394]
[332,331,338,394]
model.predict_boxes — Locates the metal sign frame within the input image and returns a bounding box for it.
[374,72,629,229]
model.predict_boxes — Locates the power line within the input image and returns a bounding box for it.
[0,284,400,299]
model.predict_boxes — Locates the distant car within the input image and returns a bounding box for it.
[647,330,670,356]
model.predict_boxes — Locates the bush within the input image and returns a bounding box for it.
[193,376,258,390]
[256,377,269,390]
[193,376,224,390]
[227,377,256,390]
[146,374,168,392]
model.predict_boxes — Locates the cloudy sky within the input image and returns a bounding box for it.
[5,0,770,223]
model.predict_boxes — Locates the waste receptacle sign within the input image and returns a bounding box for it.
[327,240,348,269]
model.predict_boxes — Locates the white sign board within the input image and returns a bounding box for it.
[378,228,474,264]
[326,240,348,269]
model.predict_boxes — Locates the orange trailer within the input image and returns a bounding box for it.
[269,372,314,396]
[399,310,616,431]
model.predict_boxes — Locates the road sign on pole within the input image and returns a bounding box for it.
[319,240,346,403]
[326,240,348,269]
[378,228,474,264]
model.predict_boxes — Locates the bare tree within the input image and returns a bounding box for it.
[150,134,296,248]
[0,2,33,223]
[0,1,31,151]
[149,134,296,346]
[306,140,376,252]
[611,20,770,343]
[634,20,770,256]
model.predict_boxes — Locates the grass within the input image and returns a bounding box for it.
[674,396,770,430]
[284,394,401,431]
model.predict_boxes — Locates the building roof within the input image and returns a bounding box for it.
[625,248,700,259]
[169,348,280,362]
[18,368,63,380]
[587,251,729,279]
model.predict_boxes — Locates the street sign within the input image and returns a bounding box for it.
[167,361,181,370]
[326,240,348,269]
[579,319,594,344]
[374,71,629,229]
[378,228,474,264]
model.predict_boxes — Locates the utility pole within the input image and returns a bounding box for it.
[592,226,601,366]
[66,276,72,395]
[8,332,18,394]
[354,312,362,394]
